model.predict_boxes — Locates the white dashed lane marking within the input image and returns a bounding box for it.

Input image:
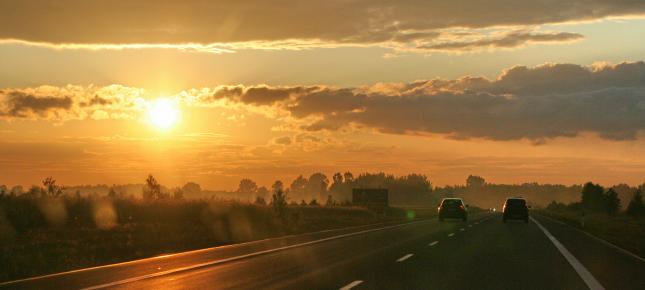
[396,254,414,262]
[339,280,363,290]
[448,233,455,237]
[428,241,439,247]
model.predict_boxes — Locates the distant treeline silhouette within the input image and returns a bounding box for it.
[2,173,644,209]
[545,181,645,217]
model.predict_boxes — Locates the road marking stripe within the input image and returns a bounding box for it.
[397,254,414,262]
[339,280,363,290]
[468,225,472,227]
[72,220,428,290]
[539,215,645,262]
[428,241,439,246]
[459,228,465,231]
[448,233,455,237]
[531,217,605,290]
[0,218,426,287]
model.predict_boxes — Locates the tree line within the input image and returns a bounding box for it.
[1,174,643,216]
[547,182,645,217]
[235,172,433,206]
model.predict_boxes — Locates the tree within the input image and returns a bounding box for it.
[256,186,269,200]
[581,182,605,212]
[325,195,334,207]
[603,188,620,215]
[0,185,6,197]
[307,173,329,200]
[547,200,567,211]
[42,177,63,197]
[289,175,308,198]
[10,185,23,196]
[271,180,284,193]
[332,172,343,185]
[329,172,344,193]
[271,187,288,216]
[27,185,42,197]
[108,186,117,198]
[255,196,267,205]
[237,178,258,194]
[309,198,319,206]
[343,172,354,183]
[181,182,202,195]
[143,174,162,200]
[466,175,486,188]
[626,189,645,217]
[173,188,184,199]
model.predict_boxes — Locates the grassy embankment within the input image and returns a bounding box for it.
[0,195,431,282]
[537,208,645,258]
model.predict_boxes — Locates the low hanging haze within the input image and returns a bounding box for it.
[1,1,645,190]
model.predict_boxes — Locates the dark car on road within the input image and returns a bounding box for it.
[503,197,529,223]
[438,198,468,222]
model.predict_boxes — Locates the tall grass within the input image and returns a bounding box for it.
[537,208,645,258]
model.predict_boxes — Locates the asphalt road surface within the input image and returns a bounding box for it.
[2,212,643,290]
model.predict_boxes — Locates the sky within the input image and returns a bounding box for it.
[1,0,645,190]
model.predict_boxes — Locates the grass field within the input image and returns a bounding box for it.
[0,195,418,282]
[537,209,645,258]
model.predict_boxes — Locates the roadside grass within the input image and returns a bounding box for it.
[537,209,645,258]
[0,195,411,282]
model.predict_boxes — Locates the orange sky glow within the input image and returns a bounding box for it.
[1,1,645,190]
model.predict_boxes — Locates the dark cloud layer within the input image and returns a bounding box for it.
[1,1,643,46]
[418,31,583,52]
[0,85,142,121]
[1,91,72,118]
[211,85,317,105]
[214,62,645,142]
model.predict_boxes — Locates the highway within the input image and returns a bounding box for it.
[1,212,643,290]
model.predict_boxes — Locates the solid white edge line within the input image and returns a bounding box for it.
[0,218,415,286]
[3,214,496,289]
[75,220,427,290]
[531,217,605,290]
[538,215,645,263]
[428,241,439,246]
[396,254,414,262]
[339,280,363,290]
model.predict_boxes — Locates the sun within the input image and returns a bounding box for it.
[147,98,180,130]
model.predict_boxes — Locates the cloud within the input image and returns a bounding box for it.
[3,61,645,142]
[1,1,643,51]
[198,61,644,142]
[273,136,292,145]
[209,85,317,105]
[417,31,583,52]
[1,91,72,118]
[0,85,145,121]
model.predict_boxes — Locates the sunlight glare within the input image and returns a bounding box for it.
[148,98,180,130]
